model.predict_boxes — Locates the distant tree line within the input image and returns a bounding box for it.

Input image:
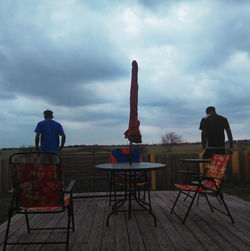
[161,132,184,152]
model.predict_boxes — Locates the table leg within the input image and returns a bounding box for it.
[128,170,132,219]
[107,170,157,226]
[106,172,128,226]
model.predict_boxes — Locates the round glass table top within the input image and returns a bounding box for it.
[95,162,165,171]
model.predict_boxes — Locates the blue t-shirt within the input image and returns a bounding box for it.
[35,120,64,153]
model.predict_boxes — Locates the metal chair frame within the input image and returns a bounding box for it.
[170,154,234,224]
[3,152,75,251]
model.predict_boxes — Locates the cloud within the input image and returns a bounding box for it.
[0,0,128,107]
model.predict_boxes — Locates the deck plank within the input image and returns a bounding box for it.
[165,191,239,250]
[68,198,93,251]
[156,192,207,251]
[100,198,116,251]
[85,197,108,251]
[192,193,250,250]
[151,196,189,250]
[153,192,219,251]
[0,191,249,251]
[125,212,146,251]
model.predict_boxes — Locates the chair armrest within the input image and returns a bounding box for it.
[65,180,76,193]
[201,176,223,181]
[178,170,200,176]
[178,171,202,185]
[8,188,14,194]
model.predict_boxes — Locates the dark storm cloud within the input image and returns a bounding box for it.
[0,91,15,100]
[63,106,129,124]
[0,37,127,106]
[138,0,173,9]
[191,6,250,70]
[0,0,128,106]
[140,93,202,128]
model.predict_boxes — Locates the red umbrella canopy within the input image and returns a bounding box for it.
[124,60,142,143]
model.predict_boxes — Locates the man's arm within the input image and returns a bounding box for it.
[226,126,233,150]
[59,132,66,152]
[201,130,207,150]
[199,118,207,150]
[35,132,40,152]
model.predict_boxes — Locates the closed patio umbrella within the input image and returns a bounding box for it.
[124,60,142,163]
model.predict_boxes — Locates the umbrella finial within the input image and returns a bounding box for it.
[132,60,138,68]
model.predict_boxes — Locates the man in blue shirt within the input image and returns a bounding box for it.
[35,110,66,153]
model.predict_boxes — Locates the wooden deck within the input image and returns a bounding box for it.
[0,191,250,251]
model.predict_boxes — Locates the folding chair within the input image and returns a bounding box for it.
[108,147,150,207]
[3,152,75,251]
[170,154,234,224]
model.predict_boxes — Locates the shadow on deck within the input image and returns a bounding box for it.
[0,191,250,250]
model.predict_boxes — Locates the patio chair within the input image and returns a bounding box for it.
[108,147,150,207]
[3,152,75,251]
[170,154,234,224]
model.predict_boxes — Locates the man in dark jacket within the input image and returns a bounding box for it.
[199,106,233,159]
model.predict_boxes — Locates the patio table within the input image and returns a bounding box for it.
[95,162,165,226]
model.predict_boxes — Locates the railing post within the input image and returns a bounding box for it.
[150,154,156,190]
[199,151,209,175]
[244,150,250,182]
[0,159,2,194]
[231,151,240,179]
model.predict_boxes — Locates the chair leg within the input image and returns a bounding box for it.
[137,187,141,200]
[70,198,75,232]
[143,188,146,201]
[182,189,199,224]
[183,191,190,201]
[216,193,223,205]
[3,208,13,251]
[25,210,31,233]
[204,193,214,212]
[218,191,235,224]
[147,186,152,211]
[66,207,72,251]
[109,178,112,206]
[196,193,200,207]
[170,190,182,214]
[114,183,117,205]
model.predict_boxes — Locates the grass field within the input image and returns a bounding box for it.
[143,144,202,154]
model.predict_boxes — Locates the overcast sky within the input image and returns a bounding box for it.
[0,0,250,148]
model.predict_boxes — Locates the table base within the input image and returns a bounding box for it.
[106,172,157,226]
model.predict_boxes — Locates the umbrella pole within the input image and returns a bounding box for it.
[129,141,133,165]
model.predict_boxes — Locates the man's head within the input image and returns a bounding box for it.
[206,106,216,115]
[43,109,53,119]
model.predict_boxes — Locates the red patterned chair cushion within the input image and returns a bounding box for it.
[15,163,64,208]
[174,184,205,192]
[174,154,230,192]
[203,154,230,190]
[21,195,70,211]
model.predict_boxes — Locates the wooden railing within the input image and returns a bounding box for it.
[1,151,250,194]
